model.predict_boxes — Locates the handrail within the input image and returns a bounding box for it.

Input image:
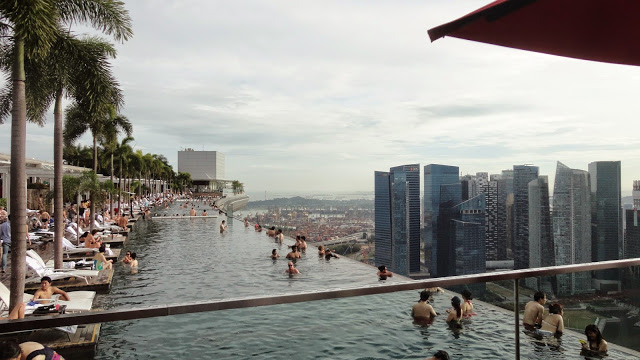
[1,257,639,333]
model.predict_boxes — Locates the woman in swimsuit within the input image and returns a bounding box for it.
[446,296,463,328]
[0,340,64,360]
[540,303,564,337]
[461,289,474,317]
[581,324,607,356]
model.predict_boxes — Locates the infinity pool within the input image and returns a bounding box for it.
[93,202,636,359]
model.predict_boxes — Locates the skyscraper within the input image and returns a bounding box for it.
[589,161,622,284]
[374,165,420,276]
[424,164,460,276]
[552,162,591,295]
[624,181,640,260]
[486,175,508,261]
[513,165,539,269]
[390,164,421,274]
[451,194,487,276]
[374,171,392,270]
[527,176,553,290]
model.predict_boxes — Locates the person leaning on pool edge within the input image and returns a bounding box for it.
[377,265,393,280]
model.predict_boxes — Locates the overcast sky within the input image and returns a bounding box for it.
[1,0,639,196]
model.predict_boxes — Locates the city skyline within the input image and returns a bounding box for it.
[1,1,640,196]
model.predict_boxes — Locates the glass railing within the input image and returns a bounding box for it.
[0,259,639,359]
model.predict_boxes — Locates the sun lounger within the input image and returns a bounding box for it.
[25,251,98,284]
[0,282,95,314]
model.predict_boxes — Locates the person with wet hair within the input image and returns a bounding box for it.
[581,324,607,356]
[461,289,474,317]
[412,290,437,324]
[523,291,546,331]
[377,265,393,280]
[286,246,300,260]
[271,249,280,259]
[446,296,463,327]
[317,245,325,256]
[540,303,564,337]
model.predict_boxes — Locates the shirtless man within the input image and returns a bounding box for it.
[286,246,301,260]
[299,236,307,251]
[201,210,208,216]
[377,265,393,280]
[220,220,227,233]
[285,262,300,274]
[32,276,70,304]
[266,226,276,237]
[189,208,196,216]
[412,290,437,324]
[275,229,284,242]
[523,291,546,331]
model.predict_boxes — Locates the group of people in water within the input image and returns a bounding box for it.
[522,291,608,357]
[263,225,340,275]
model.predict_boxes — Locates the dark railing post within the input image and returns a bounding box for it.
[514,278,520,360]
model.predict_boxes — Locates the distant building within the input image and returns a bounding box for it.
[486,174,508,261]
[424,164,460,276]
[552,162,591,295]
[374,171,392,270]
[513,165,539,269]
[451,194,487,276]
[624,181,640,260]
[374,164,420,276]
[177,149,225,190]
[527,176,553,291]
[589,161,622,286]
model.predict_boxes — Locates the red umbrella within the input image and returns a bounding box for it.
[428,0,640,66]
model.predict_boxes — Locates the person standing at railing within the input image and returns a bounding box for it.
[523,291,546,331]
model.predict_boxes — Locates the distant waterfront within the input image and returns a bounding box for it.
[246,190,374,202]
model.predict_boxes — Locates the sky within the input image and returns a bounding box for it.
[1,0,640,197]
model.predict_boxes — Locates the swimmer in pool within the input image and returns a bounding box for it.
[377,265,393,280]
[285,262,300,274]
[286,246,301,260]
[412,290,437,325]
[271,249,280,259]
[461,289,474,317]
[523,291,546,331]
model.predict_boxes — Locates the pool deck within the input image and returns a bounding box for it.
[20,267,113,294]
[100,234,127,248]
[0,323,100,360]
[63,248,121,262]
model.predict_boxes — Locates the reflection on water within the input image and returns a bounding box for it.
[94,203,636,359]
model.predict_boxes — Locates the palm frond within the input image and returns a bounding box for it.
[56,0,133,42]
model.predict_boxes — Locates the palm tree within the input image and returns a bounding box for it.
[0,0,132,312]
[99,113,132,218]
[115,136,133,214]
[65,104,131,229]
[1,33,123,269]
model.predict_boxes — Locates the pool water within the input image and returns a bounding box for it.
[93,203,635,359]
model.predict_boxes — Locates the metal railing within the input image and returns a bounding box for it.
[1,257,640,359]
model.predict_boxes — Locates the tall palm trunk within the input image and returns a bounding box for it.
[118,156,122,216]
[90,136,97,230]
[9,39,27,311]
[110,153,114,218]
[53,87,64,269]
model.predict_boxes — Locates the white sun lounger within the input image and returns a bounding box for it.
[0,282,95,314]
[25,251,99,284]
